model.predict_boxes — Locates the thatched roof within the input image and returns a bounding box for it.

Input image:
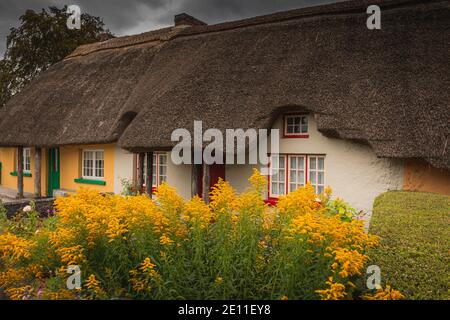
[0,0,448,169]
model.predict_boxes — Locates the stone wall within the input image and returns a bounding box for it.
[2,198,55,218]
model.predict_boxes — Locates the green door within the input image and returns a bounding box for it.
[47,148,60,197]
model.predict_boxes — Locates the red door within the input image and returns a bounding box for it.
[198,164,226,198]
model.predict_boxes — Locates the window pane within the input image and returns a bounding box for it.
[310,171,316,184]
[318,158,324,170]
[290,184,297,192]
[290,157,297,169]
[23,149,31,172]
[301,124,308,133]
[95,152,104,178]
[310,157,316,170]
[272,183,278,194]
[318,186,324,194]
[279,183,285,194]
[83,151,93,178]
[272,156,278,169]
[298,171,305,185]
[159,165,166,176]
[299,157,305,170]
[290,171,297,182]
[279,170,285,182]
[279,156,285,169]
[152,161,157,185]
[318,172,324,185]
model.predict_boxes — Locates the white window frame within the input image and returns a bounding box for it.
[269,155,287,197]
[269,154,326,197]
[288,155,306,193]
[82,150,105,180]
[284,115,309,137]
[308,156,326,195]
[142,153,168,188]
[23,148,31,173]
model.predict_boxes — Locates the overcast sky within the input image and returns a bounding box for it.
[0,0,344,57]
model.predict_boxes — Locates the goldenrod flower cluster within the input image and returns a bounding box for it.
[362,285,405,300]
[0,170,402,300]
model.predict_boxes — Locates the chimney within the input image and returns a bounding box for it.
[174,13,207,27]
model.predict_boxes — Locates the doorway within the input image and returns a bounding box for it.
[47,148,60,197]
[198,164,226,197]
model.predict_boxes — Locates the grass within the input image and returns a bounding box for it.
[369,191,450,300]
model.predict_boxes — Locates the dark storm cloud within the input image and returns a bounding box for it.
[0,0,342,57]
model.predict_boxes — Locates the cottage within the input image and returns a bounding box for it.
[0,0,448,216]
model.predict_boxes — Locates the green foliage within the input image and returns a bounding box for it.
[0,6,111,107]
[369,191,450,300]
[120,178,137,196]
[326,198,358,222]
[3,207,41,237]
[0,181,381,300]
[0,200,7,232]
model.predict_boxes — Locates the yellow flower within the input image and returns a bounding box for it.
[5,285,33,300]
[84,274,106,299]
[184,196,213,228]
[316,277,347,300]
[140,258,156,273]
[106,217,128,242]
[160,235,174,246]
[210,179,237,213]
[0,233,35,262]
[215,276,223,285]
[45,289,77,300]
[277,184,318,217]
[55,245,85,265]
[0,268,29,291]
[155,183,185,214]
[85,274,101,290]
[333,248,368,278]
[129,258,161,294]
[248,169,268,194]
[362,286,405,300]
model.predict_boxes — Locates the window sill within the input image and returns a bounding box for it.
[74,178,106,186]
[10,171,32,178]
[265,197,279,206]
[283,134,310,139]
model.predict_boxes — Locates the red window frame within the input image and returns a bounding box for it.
[136,153,168,192]
[283,114,310,139]
[266,154,325,205]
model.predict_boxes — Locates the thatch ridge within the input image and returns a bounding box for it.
[0,0,448,170]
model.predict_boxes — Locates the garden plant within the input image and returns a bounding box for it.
[0,170,402,300]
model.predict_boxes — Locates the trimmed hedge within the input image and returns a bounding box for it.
[369,191,450,300]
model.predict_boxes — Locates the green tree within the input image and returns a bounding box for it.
[0,6,112,107]
[0,59,13,107]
